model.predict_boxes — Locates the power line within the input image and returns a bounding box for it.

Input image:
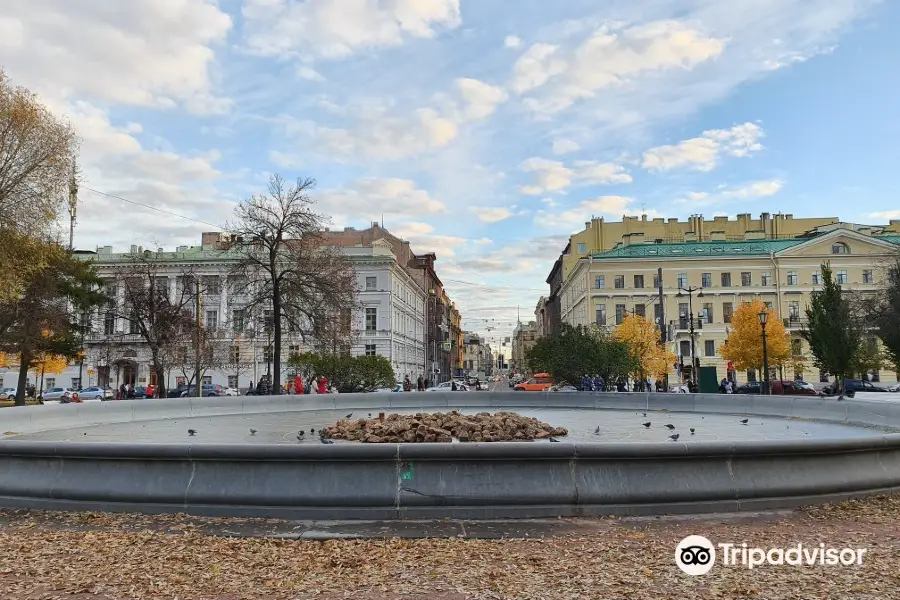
[82,186,225,230]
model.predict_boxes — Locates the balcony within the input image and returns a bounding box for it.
[84,333,145,344]
[783,316,807,330]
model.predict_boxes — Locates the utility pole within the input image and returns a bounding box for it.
[195,279,202,398]
[657,267,667,391]
[67,162,78,252]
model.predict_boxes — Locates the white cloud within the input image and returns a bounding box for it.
[868,210,900,221]
[676,179,784,207]
[1,0,232,115]
[642,122,764,172]
[455,78,508,120]
[317,178,446,224]
[519,157,632,195]
[512,20,725,114]
[723,180,783,198]
[474,237,493,246]
[297,66,325,81]
[471,207,513,223]
[242,0,461,59]
[541,197,559,208]
[535,196,663,231]
[504,35,523,49]
[552,139,580,155]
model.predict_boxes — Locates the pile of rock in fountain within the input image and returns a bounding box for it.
[321,410,568,443]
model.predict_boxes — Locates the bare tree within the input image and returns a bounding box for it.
[227,174,357,394]
[104,253,204,398]
[171,323,230,393]
[0,69,79,303]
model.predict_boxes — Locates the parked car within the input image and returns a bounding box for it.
[426,381,469,392]
[0,387,16,400]
[41,388,80,403]
[830,379,889,394]
[78,386,114,401]
[550,385,579,393]
[514,373,554,392]
[888,382,900,392]
[224,387,240,396]
[178,384,226,397]
[734,381,822,396]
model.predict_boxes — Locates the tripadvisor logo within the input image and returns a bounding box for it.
[675,535,867,574]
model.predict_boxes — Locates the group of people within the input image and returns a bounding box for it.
[248,375,334,395]
[718,378,735,394]
[579,374,670,393]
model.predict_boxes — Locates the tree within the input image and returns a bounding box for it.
[720,299,791,376]
[228,174,358,395]
[801,264,863,398]
[614,314,677,382]
[0,69,79,303]
[874,257,900,373]
[353,355,395,391]
[104,253,204,398]
[526,324,637,386]
[0,246,105,404]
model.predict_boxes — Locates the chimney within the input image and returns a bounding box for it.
[710,230,726,241]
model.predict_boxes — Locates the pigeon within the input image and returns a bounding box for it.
[642,413,647,417]
[549,437,561,443]
[249,429,257,435]
[368,413,372,417]
[296,431,305,441]
[321,438,334,444]
[690,428,695,434]
[188,429,197,436]
[664,424,675,430]
[594,426,600,434]
[642,422,651,428]
[669,433,680,441]
[345,413,353,419]
[310,428,315,434]
[740,418,749,425]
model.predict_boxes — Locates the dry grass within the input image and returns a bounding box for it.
[1,495,900,599]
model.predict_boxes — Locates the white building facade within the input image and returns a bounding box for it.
[8,237,427,393]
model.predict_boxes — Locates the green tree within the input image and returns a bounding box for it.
[353,355,395,391]
[801,263,862,398]
[874,257,900,373]
[525,324,636,386]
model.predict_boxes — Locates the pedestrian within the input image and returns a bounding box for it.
[417,374,424,392]
[451,380,458,391]
[248,381,255,396]
[403,376,412,392]
[317,376,328,395]
[295,374,303,395]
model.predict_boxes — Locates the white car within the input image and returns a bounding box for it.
[0,387,16,401]
[888,383,900,392]
[550,385,579,393]
[224,387,240,396]
[41,388,77,403]
[78,386,113,401]
[427,381,469,392]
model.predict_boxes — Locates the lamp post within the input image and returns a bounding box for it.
[676,286,704,387]
[758,310,770,395]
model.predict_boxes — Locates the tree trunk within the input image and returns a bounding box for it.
[272,277,282,395]
[151,348,167,398]
[15,353,30,406]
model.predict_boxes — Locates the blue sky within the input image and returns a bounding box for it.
[3,0,898,347]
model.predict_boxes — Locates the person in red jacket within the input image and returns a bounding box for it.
[317,376,328,395]
[295,375,303,395]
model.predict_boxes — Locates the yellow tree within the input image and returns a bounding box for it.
[614,314,677,380]
[720,300,791,374]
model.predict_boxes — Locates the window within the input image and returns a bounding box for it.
[702,303,713,324]
[206,310,218,331]
[263,345,273,363]
[228,376,238,389]
[595,306,606,326]
[812,272,822,285]
[679,340,691,357]
[365,276,377,291]
[230,345,241,364]
[614,275,625,289]
[633,275,644,289]
[615,304,626,325]
[653,274,660,288]
[721,272,732,287]
[792,339,802,356]
[837,270,848,284]
[202,376,212,385]
[634,304,646,318]
[761,272,772,286]
[788,301,800,322]
[594,275,605,289]
[677,273,688,288]
[71,378,81,390]
[202,275,220,295]
[678,302,689,319]
[577,243,586,255]
[704,340,715,356]
[831,242,850,254]
[288,344,300,359]
[46,378,56,389]
[741,272,752,287]
[863,269,874,284]
[365,344,377,356]
[365,307,377,331]
[723,303,733,324]
[152,277,168,298]
[264,310,273,332]
[104,313,116,335]
[232,309,245,333]
[701,273,712,288]
[129,314,140,334]
[764,301,773,311]
[787,271,798,286]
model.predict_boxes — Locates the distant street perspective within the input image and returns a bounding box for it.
[4,1,900,598]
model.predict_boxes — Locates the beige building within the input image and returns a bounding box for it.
[559,226,900,385]
[511,321,538,373]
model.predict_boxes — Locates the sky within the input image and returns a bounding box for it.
[3,0,899,351]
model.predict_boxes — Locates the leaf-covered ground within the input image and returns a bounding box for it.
[2,495,900,599]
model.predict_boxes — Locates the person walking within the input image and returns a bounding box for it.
[317,376,328,395]
[295,374,303,395]
[417,375,424,392]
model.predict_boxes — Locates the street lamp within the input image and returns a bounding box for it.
[758,310,770,395]
[676,286,704,387]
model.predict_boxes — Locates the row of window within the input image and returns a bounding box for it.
[593,269,871,290]
[578,241,855,257]
[593,299,806,327]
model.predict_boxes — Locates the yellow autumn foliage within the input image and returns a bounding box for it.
[719,299,792,372]
[29,353,69,377]
[614,314,677,379]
